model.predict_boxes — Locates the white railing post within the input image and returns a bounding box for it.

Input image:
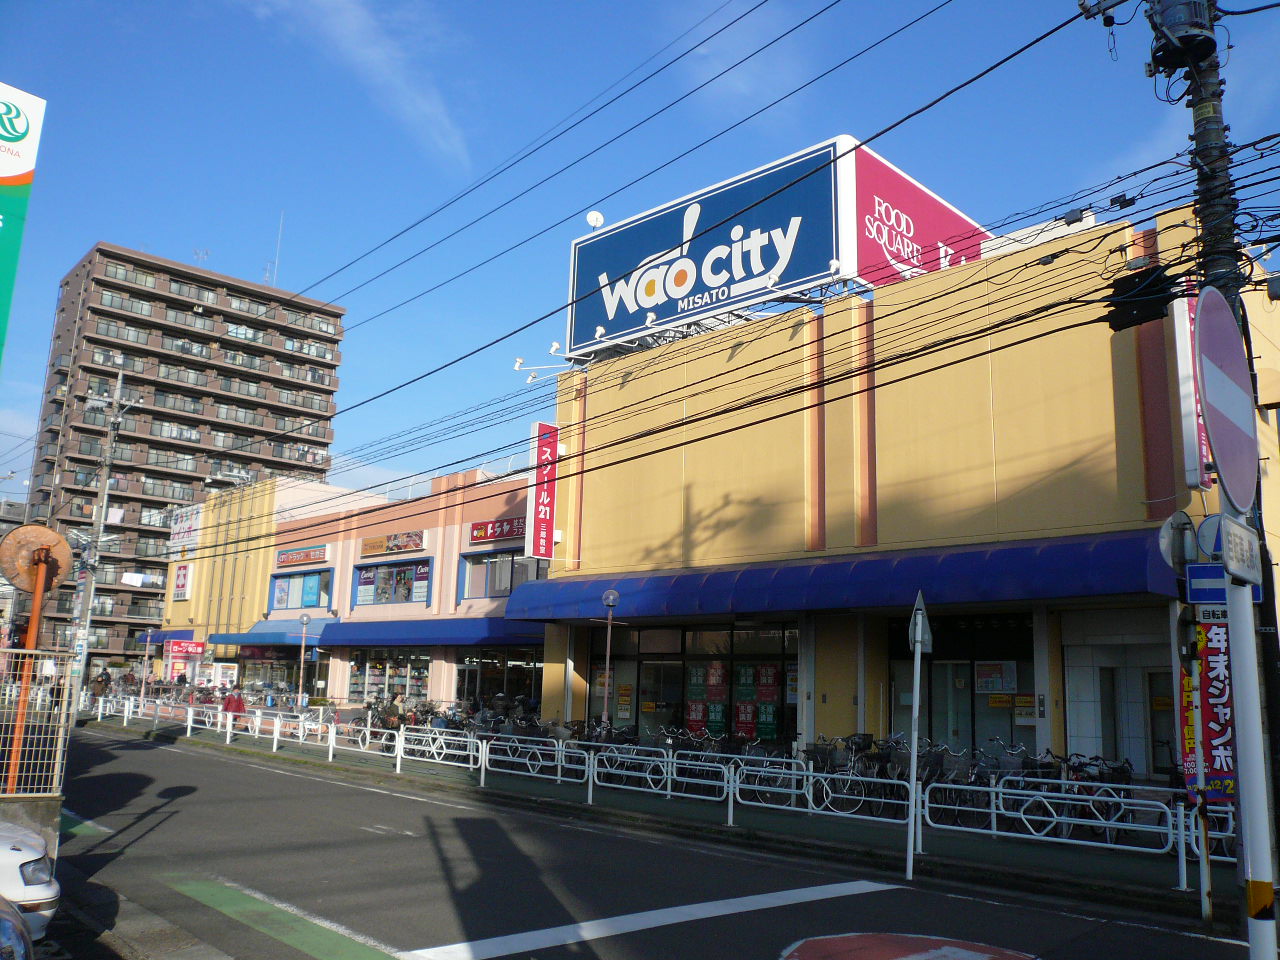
[328,721,336,762]
[395,727,405,774]
[555,740,564,784]
[727,767,736,827]
[122,699,131,727]
[479,739,488,788]
[665,749,674,801]
[272,717,280,752]
[917,791,926,853]
[225,712,233,744]
[989,775,999,835]
[152,700,161,729]
[587,751,596,806]
[1175,802,1190,891]
[186,706,194,737]
[96,697,104,722]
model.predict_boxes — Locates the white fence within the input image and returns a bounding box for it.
[90,695,1234,887]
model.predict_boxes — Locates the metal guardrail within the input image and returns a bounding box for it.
[86,700,1238,890]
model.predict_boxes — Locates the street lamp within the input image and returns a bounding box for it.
[140,628,154,702]
[297,613,311,711]
[601,590,619,726]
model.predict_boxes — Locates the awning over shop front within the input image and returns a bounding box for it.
[319,617,545,648]
[504,529,1176,622]
[207,616,337,647]
[145,629,194,644]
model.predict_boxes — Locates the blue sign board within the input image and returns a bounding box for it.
[567,138,853,355]
[1184,562,1263,604]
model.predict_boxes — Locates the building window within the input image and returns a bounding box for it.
[229,296,269,317]
[270,569,332,610]
[94,319,149,344]
[140,507,171,527]
[158,364,208,387]
[104,262,156,288]
[285,310,337,336]
[169,279,217,304]
[162,336,210,359]
[100,290,153,316]
[165,307,216,332]
[460,552,548,600]
[353,560,431,605]
[151,420,202,443]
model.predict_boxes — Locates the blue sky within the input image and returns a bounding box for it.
[3,0,1278,500]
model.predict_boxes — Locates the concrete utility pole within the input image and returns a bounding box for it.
[72,368,126,683]
[1138,2,1273,953]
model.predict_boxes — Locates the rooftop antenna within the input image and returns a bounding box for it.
[193,248,209,265]
[272,210,284,287]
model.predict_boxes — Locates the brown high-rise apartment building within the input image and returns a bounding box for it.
[22,242,344,655]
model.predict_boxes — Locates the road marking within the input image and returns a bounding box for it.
[167,875,400,959]
[60,808,111,836]
[401,879,895,960]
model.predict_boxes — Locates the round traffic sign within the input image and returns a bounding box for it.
[781,933,1034,959]
[1195,285,1257,512]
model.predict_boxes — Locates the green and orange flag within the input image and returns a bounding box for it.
[0,82,46,374]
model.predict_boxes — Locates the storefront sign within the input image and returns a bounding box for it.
[987,694,1013,708]
[173,563,191,602]
[167,639,206,657]
[1179,619,1236,803]
[359,531,424,557]
[616,683,633,721]
[166,504,202,559]
[0,82,47,372]
[526,422,559,560]
[470,516,526,544]
[975,661,1017,693]
[566,137,988,355]
[277,544,327,566]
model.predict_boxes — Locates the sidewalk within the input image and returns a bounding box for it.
[67,715,1241,958]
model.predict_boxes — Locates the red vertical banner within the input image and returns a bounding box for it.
[525,422,559,560]
[1178,618,1237,803]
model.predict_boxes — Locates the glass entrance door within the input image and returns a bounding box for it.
[637,661,683,738]
[930,661,973,750]
[456,663,479,707]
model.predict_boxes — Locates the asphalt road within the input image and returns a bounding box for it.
[60,727,1247,960]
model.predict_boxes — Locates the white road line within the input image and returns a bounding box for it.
[210,874,403,956]
[399,879,895,960]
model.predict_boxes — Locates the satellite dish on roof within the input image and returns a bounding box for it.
[586,210,605,230]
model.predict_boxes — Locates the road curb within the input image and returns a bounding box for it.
[75,720,1237,939]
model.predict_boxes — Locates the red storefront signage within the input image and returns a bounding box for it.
[470,516,526,544]
[526,422,559,560]
[1179,618,1236,802]
[277,544,327,566]
[167,639,206,657]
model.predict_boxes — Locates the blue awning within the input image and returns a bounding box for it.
[208,616,337,647]
[504,529,1176,621]
[320,617,545,648]
[145,629,193,644]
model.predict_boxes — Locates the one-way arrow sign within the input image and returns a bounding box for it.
[909,590,932,654]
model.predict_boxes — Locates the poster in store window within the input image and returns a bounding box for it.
[412,563,431,602]
[734,700,757,739]
[706,700,727,736]
[786,663,798,704]
[757,701,778,740]
[734,663,756,702]
[273,577,290,610]
[706,661,728,703]
[357,568,376,604]
[757,663,781,703]
[686,663,707,700]
[686,699,707,733]
[301,573,321,608]
[975,661,1017,693]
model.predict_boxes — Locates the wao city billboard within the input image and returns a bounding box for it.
[566,136,990,356]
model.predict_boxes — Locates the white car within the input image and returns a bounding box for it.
[0,823,58,940]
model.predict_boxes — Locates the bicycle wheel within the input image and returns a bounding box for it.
[818,773,865,815]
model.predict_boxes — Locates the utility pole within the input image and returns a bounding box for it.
[1136,2,1273,953]
[71,368,126,686]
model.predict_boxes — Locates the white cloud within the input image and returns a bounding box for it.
[243,0,470,171]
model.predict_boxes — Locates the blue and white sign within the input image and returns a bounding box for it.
[1184,562,1263,604]
[566,138,856,355]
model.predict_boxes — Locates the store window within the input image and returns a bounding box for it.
[455,646,544,708]
[353,560,431,605]
[347,649,430,703]
[587,625,799,745]
[459,551,549,599]
[270,569,332,610]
